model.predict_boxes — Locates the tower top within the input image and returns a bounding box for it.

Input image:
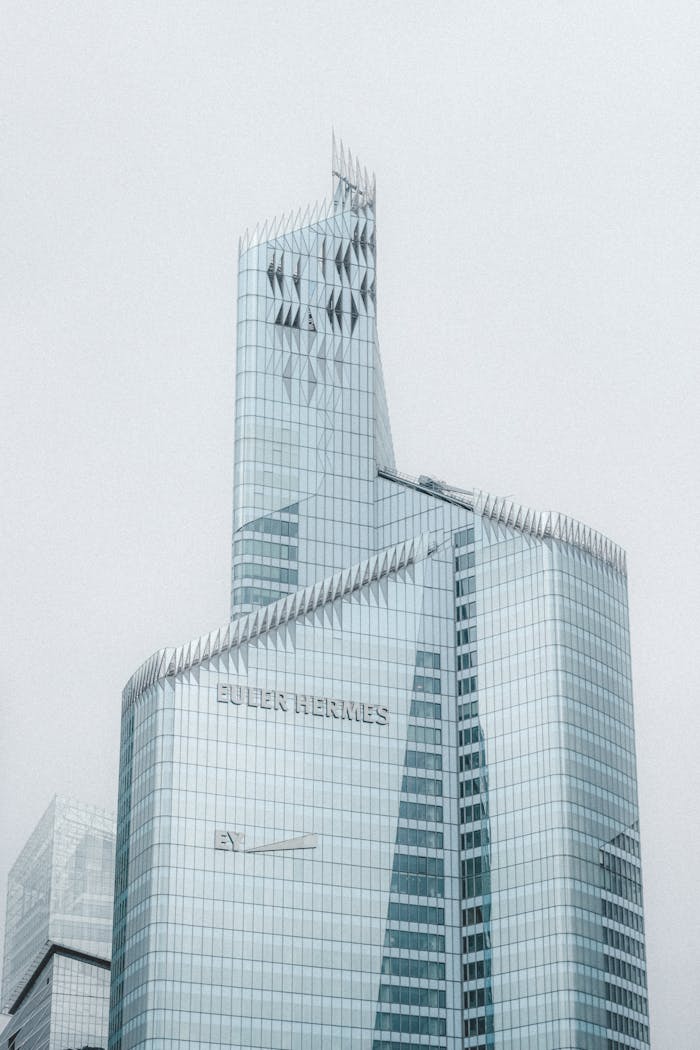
[332,130,375,207]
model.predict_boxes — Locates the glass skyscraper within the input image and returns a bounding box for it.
[109,143,649,1050]
[2,796,116,1049]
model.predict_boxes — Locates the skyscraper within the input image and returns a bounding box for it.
[2,796,116,1049]
[109,144,649,1050]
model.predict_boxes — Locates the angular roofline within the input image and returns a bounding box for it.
[122,533,436,713]
[378,467,627,576]
[332,132,376,205]
[239,137,375,254]
[4,942,110,1016]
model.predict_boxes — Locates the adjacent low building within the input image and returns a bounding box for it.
[2,796,116,1050]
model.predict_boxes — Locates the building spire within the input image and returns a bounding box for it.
[332,130,375,206]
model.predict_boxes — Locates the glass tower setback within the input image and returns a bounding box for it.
[2,796,116,1049]
[231,140,393,618]
[109,145,649,1050]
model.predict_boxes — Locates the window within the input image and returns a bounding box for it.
[458,699,479,722]
[381,956,445,980]
[461,828,483,850]
[373,1042,435,1050]
[408,724,441,745]
[459,776,483,798]
[455,550,475,572]
[240,513,298,538]
[232,585,286,606]
[406,750,442,771]
[410,699,441,720]
[233,537,298,561]
[458,675,478,696]
[384,927,445,952]
[398,800,443,823]
[416,649,440,670]
[378,984,445,1008]
[454,526,475,547]
[459,725,482,746]
[413,674,441,694]
[464,904,485,926]
[233,562,298,585]
[387,902,444,927]
[402,774,442,797]
[604,953,646,986]
[461,801,488,824]
[396,826,443,849]
[463,930,489,954]
[390,869,444,898]
[464,985,491,1009]
[459,750,480,772]
[393,853,444,877]
[375,1013,446,1036]
[605,981,648,1016]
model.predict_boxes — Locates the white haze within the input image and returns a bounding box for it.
[2,3,699,1043]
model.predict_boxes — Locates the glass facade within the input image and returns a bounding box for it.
[109,144,648,1049]
[2,796,116,1049]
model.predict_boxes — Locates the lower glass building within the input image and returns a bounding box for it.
[109,145,649,1049]
[2,796,116,1049]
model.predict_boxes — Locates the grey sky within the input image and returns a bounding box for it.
[2,2,698,1043]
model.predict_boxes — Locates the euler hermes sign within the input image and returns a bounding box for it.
[217,683,389,726]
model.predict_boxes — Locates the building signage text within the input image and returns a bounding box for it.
[217,684,388,726]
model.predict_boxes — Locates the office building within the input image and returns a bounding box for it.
[109,143,649,1049]
[2,796,116,1049]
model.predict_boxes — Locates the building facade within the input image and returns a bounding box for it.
[2,796,116,1050]
[109,145,649,1050]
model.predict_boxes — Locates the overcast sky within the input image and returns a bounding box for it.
[2,2,699,1043]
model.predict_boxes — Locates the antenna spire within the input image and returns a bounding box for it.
[331,131,375,206]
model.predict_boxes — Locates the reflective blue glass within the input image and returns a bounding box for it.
[109,146,649,1050]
